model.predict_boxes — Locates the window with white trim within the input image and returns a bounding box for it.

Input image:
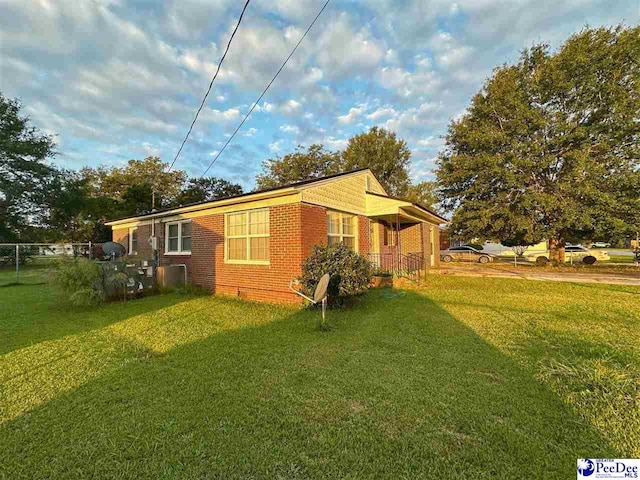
[165,220,192,254]
[225,208,270,263]
[327,211,356,250]
[128,227,138,254]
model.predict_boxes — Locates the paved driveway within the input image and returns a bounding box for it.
[436,264,640,286]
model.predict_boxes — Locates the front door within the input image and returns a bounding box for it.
[379,221,398,270]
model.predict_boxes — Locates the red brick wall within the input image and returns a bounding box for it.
[112,224,151,259]
[111,202,410,303]
[358,215,370,255]
[433,227,441,268]
[177,203,308,303]
[400,223,423,255]
[301,203,327,258]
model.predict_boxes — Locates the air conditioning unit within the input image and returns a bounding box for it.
[157,265,187,288]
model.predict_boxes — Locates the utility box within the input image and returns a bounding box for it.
[125,263,155,295]
[157,265,187,288]
[97,260,155,299]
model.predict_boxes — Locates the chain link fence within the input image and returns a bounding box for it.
[0,243,103,286]
[440,247,640,267]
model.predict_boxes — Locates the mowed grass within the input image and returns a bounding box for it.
[608,254,636,264]
[1,272,639,479]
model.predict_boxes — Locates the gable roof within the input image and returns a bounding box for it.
[105,168,376,226]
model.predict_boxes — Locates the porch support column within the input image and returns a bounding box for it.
[396,212,401,272]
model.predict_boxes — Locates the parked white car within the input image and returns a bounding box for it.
[525,245,610,265]
[592,241,611,248]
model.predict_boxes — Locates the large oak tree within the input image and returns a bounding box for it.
[437,26,640,263]
[0,93,57,242]
[175,177,243,205]
[256,144,340,190]
[341,126,412,196]
[256,127,415,198]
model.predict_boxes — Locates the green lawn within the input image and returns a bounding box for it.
[1,273,639,479]
[609,254,636,264]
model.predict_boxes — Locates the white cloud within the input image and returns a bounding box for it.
[282,100,302,115]
[315,14,385,78]
[337,104,367,125]
[269,141,282,152]
[383,102,448,143]
[164,0,232,40]
[1,0,636,180]
[259,0,322,21]
[198,107,241,123]
[378,65,443,98]
[280,124,300,134]
[261,99,303,116]
[202,18,316,91]
[430,31,473,68]
[384,49,400,64]
[141,142,161,157]
[366,107,397,121]
[416,137,440,147]
[324,137,349,151]
[119,116,178,134]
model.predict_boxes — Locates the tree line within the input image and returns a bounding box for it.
[1,25,638,262]
[0,96,245,243]
[0,95,436,243]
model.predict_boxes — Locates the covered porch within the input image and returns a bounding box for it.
[365,192,444,276]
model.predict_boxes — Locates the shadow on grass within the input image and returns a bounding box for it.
[0,281,193,356]
[0,281,48,288]
[0,291,618,479]
[0,265,52,285]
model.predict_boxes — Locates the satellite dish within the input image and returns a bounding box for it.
[103,242,126,259]
[289,273,331,327]
[313,273,330,302]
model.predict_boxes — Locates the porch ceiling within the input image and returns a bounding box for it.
[365,192,445,225]
[367,209,422,225]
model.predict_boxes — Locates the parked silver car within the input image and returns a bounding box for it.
[441,245,493,264]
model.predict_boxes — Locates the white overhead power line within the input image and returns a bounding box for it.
[200,0,331,177]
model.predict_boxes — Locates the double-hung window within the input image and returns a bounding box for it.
[128,227,138,254]
[225,208,270,263]
[165,220,192,254]
[327,211,356,250]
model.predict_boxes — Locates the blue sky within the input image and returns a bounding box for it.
[1,0,637,190]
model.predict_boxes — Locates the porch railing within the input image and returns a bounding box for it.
[368,252,426,282]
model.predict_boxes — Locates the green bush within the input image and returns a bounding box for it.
[52,258,127,306]
[299,244,372,306]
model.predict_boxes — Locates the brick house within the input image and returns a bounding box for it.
[106,169,446,303]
